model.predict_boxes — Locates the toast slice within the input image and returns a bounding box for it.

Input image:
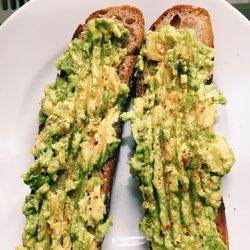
[127,5,233,249]
[151,5,228,247]
[18,6,144,250]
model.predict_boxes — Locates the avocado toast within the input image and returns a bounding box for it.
[122,5,235,249]
[17,6,144,249]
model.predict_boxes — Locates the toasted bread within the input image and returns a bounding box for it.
[19,5,144,250]
[136,5,228,248]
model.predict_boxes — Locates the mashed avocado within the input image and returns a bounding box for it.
[122,25,235,250]
[18,17,129,250]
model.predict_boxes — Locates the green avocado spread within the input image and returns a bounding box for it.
[122,25,235,249]
[17,17,129,250]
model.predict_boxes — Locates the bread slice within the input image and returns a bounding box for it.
[19,5,144,250]
[136,5,228,248]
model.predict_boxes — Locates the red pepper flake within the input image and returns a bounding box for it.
[164,224,171,230]
[35,167,41,173]
[197,170,202,176]
[47,227,53,234]
[182,157,188,168]
[183,227,189,236]
[164,168,172,175]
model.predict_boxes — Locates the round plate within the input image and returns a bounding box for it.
[0,0,249,249]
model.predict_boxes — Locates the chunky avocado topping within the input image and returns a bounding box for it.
[18,17,129,250]
[122,25,235,249]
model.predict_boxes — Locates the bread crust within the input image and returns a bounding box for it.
[74,5,144,55]
[216,199,229,246]
[150,5,214,48]
[136,5,228,248]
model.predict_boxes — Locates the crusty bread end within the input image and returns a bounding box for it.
[74,5,144,56]
[216,199,229,246]
[151,5,214,48]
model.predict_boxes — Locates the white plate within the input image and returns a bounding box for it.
[0,0,250,249]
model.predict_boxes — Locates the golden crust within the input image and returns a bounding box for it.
[86,5,144,55]
[150,5,214,48]
[216,199,229,246]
